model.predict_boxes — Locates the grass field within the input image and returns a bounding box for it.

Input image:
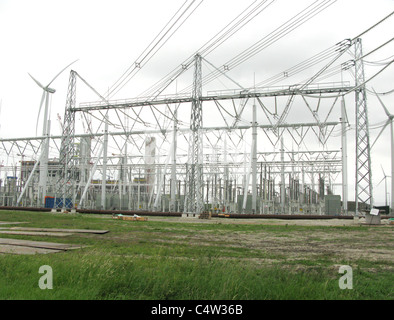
[0,210,392,300]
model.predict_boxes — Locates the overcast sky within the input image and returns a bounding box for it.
[0,0,393,205]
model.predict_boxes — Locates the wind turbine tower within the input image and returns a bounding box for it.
[28,60,77,207]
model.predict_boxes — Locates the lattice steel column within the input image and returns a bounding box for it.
[185,54,204,215]
[354,38,373,215]
[55,70,77,209]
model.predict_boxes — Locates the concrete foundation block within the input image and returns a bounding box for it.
[181,213,200,218]
[365,213,381,225]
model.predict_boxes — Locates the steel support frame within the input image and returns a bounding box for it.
[354,38,373,215]
[185,54,204,214]
[55,70,77,209]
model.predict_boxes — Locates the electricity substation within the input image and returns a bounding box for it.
[0,2,393,225]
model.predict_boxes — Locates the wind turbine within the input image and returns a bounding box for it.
[371,88,393,215]
[377,165,390,207]
[28,60,78,207]
[28,59,78,136]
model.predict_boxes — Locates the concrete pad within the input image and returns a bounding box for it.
[0,238,84,250]
[0,230,73,237]
[0,244,62,255]
[3,227,109,234]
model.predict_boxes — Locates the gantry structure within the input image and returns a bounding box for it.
[1,5,393,217]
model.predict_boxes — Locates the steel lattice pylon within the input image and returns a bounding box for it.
[185,54,204,214]
[354,38,373,214]
[55,70,77,209]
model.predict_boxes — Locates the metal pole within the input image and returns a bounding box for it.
[16,149,45,206]
[301,163,305,207]
[78,144,104,208]
[224,136,229,213]
[252,102,257,213]
[281,136,285,214]
[170,109,177,211]
[101,114,109,210]
[138,168,141,210]
[341,98,348,214]
[118,156,123,210]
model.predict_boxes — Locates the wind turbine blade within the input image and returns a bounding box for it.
[381,164,386,177]
[36,91,45,135]
[28,73,45,89]
[371,120,390,149]
[47,59,79,87]
[373,88,391,118]
[377,176,385,186]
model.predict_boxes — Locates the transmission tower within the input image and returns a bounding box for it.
[354,38,373,215]
[185,54,204,215]
[55,70,77,210]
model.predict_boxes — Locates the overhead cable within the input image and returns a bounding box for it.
[107,0,204,99]
[180,0,338,93]
[139,0,276,98]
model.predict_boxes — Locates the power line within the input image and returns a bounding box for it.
[108,0,191,95]
[107,0,204,99]
[139,0,276,98]
[180,0,338,93]
[352,10,394,40]
[256,44,340,87]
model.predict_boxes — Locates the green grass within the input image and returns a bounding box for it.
[0,210,392,300]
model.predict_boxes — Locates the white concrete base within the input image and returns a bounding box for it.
[365,213,381,225]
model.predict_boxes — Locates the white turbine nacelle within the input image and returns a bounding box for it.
[28,59,78,135]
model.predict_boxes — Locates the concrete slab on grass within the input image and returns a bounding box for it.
[1,227,109,234]
[0,244,62,255]
[0,238,85,250]
[0,230,73,237]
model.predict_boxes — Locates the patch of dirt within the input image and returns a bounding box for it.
[140,217,394,266]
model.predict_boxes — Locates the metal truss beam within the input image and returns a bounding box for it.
[0,121,340,144]
[72,85,353,112]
